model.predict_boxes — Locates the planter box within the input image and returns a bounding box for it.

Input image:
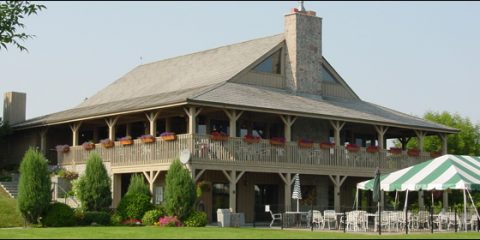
[102,141,114,149]
[366,147,378,153]
[407,149,420,157]
[161,135,176,141]
[320,143,335,149]
[430,151,442,158]
[243,138,260,144]
[347,146,360,152]
[83,144,95,151]
[141,137,156,144]
[120,139,133,146]
[298,142,313,148]
[210,135,229,141]
[270,140,285,146]
[388,148,402,155]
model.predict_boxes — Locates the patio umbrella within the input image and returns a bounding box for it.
[292,173,302,212]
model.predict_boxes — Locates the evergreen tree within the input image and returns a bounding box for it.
[126,173,151,197]
[17,148,51,223]
[77,152,112,211]
[164,159,196,220]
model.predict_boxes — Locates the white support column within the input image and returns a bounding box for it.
[374,125,389,150]
[165,118,172,132]
[279,173,293,212]
[280,115,297,142]
[329,120,345,147]
[184,107,202,134]
[224,109,243,137]
[145,111,160,136]
[69,122,82,146]
[414,130,427,152]
[439,133,448,155]
[418,190,425,210]
[329,175,347,212]
[112,174,122,208]
[40,127,48,155]
[126,123,132,137]
[443,191,449,211]
[143,170,161,197]
[105,117,119,141]
[222,170,245,213]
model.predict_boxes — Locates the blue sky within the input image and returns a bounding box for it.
[1,1,479,124]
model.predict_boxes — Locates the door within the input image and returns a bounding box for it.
[211,183,229,222]
[254,184,280,222]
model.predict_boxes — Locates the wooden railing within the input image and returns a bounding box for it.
[59,134,431,171]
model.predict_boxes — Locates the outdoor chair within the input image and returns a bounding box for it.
[269,210,282,228]
[469,214,479,231]
[414,211,430,230]
[309,210,324,229]
[323,210,338,230]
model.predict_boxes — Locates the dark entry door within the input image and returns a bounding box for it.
[254,184,279,222]
[212,183,229,222]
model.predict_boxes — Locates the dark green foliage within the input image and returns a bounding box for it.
[183,211,208,227]
[126,174,150,197]
[42,203,75,227]
[80,211,111,226]
[117,193,154,220]
[17,148,51,224]
[141,209,163,225]
[0,118,12,142]
[110,213,123,226]
[77,152,112,211]
[164,159,196,220]
[0,1,46,51]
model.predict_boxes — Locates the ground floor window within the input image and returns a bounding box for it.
[154,186,163,205]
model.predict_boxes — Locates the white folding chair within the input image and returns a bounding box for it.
[269,210,282,228]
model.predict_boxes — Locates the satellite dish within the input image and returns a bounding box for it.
[179,149,191,164]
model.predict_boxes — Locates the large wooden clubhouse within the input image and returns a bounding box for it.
[2,6,457,223]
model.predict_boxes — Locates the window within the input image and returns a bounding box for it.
[253,50,282,74]
[154,186,163,204]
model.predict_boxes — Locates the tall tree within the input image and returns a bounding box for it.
[404,111,480,155]
[0,1,46,51]
[164,159,196,220]
[17,148,51,224]
[77,152,112,211]
[126,173,151,197]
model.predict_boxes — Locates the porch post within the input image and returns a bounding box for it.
[40,127,48,156]
[112,174,122,208]
[222,170,245,213]
[443,191,449,211]
[69,122,82,146]
[145,112,160,136]
[224,110,243,137]
[143,170,161,200]
[184,107,202,134]
[329,175,347,212]
[126,123,131,137]
[418,190,425,210]
[414,130,426,152]
[374,126,389,150]
[280,115,297,142]
[329,120,345,146]
[439,133,448,155]
[279,173,293,212]
[399,137,411,150]
[105,116,119,141]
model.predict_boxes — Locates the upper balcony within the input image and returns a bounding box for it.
[58,134,434,177]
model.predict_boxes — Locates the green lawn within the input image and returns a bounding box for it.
[1,226,479,239]
[0,188,24,228]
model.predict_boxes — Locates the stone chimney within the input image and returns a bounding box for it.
[284,4,323,94]
[3,92,26,125]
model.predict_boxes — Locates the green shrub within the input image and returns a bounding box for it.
[110,213,123,226]
[83,211,111,225]
[17,148,51,224]
[77,152,112,211]
[183,210,207,227]
[164,159,196,220]
[117,193,154,220]
[42,202,75,227]
[142,209,163,225]
[126,174,151,197]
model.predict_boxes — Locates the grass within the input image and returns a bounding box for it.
[0,187,24,228]
[0,226,480,239]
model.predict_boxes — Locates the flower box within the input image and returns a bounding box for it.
[407,148,420,157]
[366,146,378,153]
[270,137,285,146]
[320,142,335,149]
[160,132,176,141]
[388,147,402,155]
[346,144,360,152]
[140,134,156,144]
[101,139,114,149]
[82,142,95,151]
[56,145,70,153]
[210,132,229,141]
[119,136,133,146]
[298,139,314,148]
[243,134,261,144]
[430,151,442,158]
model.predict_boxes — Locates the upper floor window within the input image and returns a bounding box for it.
[253,50,282,74]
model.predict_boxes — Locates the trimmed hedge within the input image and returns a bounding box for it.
[183,211,207,227]
[42,202,75,227]
[142,209,163,226]
[77,211,111,226]
[117,193,154,220]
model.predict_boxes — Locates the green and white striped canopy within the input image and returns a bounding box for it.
[357,155,480,191]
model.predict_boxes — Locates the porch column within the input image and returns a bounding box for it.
[418,190,425,210]
[374,125,389,150]
[222,170,245,213]
[279,173,293,212]
[112,174,122,208]
[439,133,448,155]
[126,123,131,137]
[224,109,243,137]
[143,170,162,199]
[194,169,206,182]
[414,130,426,152]
[184,107,202,134]
[329,120,345,146]
[92,127,99,143]
[329,175,347,212]
[165,118,172,132]
[443,191,449,211]
[105,117,119,141]
[399,137,411,150]
[145,112,160,136]
[69,122,82,146]
[40,127,48,156]
[280,115,297,142]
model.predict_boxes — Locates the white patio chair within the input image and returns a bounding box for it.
[269,210,282,228]
[311,210,324,229]
[323,210,338,230]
